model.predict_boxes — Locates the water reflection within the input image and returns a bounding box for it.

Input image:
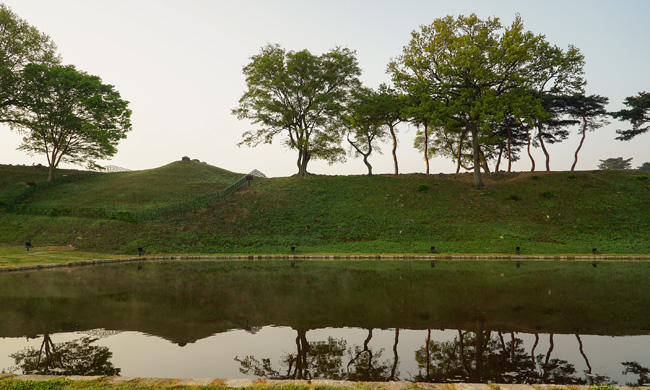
[230,325,649,384]
[1,260,649,382]
[8,334,120,376]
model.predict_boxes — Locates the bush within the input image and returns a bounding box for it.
[416,184,429,192]
[541,190,554,198]
[507,194,521,201]
[531,175,540,180]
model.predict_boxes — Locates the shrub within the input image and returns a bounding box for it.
[541,190,554,198]
[507,194,521,201]
[568,174,576,179]
[416,184,429,192]
[531,175,540,180]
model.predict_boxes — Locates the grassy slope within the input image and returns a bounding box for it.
[0,162,648,255]
[0,164,80,204]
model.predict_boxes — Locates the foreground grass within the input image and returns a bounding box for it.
[0,378,632,389]
[0,244,126,268]
[1,162,649,254]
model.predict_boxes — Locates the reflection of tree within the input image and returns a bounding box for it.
[236,327,398,381]
[345,328,394,381]
[414,326,593,384]
[9,334,120,376]
[622,361,650,386]
[236,328,347,380]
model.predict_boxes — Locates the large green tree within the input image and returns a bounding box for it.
[10,64,132,180]
[0,4,59,123]
[611,91,650,141]
[388,14,583,188]
[233,44,361,176]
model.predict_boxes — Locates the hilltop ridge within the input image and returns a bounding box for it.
[0,161,648,255]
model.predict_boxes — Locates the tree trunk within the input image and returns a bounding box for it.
[363,153,372,176]
[456,132,465,174]
[495,145,503,172]
[47,164,56,182]
[507,124,512,172]
[538,129,551,171]
[571,119,587,171]
[423,122,430,175]
[471,123,484,189]
[526,126,535,172]
[389,125,399,175]
[297,149,310,177]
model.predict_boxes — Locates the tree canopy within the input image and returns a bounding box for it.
[0,4,59,123]
[233,44,361,176]
[598,157,632,170]
[10,64,132,180]
[611,91,650,141]
[388,14,584,188]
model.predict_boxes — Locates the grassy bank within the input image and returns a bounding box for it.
[1,161,649,255]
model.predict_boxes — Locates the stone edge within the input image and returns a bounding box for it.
[1,254,648,274]
[1,376,649,390]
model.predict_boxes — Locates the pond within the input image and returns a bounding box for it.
[1,259,649,385]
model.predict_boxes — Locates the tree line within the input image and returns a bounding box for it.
[233,14,649,189]
[0,4,131,181]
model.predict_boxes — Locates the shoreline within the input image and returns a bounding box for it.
[1,375,649,389]
[1,253,649,274]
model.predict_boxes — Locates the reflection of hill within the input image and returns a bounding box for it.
[0,260,649,344]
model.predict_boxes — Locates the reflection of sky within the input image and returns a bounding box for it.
[2,328,649,384]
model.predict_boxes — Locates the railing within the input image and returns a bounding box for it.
[5,170,264,223]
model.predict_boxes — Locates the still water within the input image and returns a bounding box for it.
[1,260,649,384]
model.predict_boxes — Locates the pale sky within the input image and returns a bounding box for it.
[1,0,649,177]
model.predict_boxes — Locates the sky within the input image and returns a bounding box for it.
[1,0,649,177]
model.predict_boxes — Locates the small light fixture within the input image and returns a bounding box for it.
[431,260,435,268]
[516,261,521,268]
[516,246,521,255]
[138,247,144,256]
[25,241,32,251]
[592,248,598,255]
[137,264,143,271]
[430,246,436,253]
[291,261,296,268]
[592,262,598,268]
[291,246,296,254]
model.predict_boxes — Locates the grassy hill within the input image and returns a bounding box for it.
[0,160,648,255]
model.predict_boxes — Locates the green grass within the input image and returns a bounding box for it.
[18,161,242,212]
[0,162,649,255]
[0,244,126,268]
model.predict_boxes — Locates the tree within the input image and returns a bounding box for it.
[343,87,387,176]
[233,44,361,177]
[0,4,59,123]
[598,157,632,170]
[565,94,609,171]
[10,64,132,181]
[638,162,650,172]
[611,91,650,141]
[374,84,405,174]
[389,14,561,189]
